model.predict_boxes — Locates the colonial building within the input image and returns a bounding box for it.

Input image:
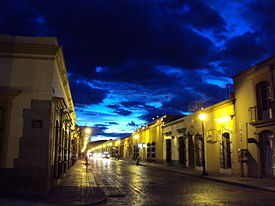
[88,56,275,179]
[234,55,275,177]
[89,115,183,163]
[163,98,236,174]
[0,35,79,194]
[132,115,183,163]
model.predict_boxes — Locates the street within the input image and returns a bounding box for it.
[89,158,275,206]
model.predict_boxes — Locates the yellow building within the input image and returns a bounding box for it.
[131,115,183,163]
[234,55,275,177]
[163,99,236,174]
[88,56,275,179]
[0,35,79,194]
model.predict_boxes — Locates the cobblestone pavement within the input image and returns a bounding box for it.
[90,158,275,206]
[0,160,106,206]
[2,158,275,205]
[138,161,275,193]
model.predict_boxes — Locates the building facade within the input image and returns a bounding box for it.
[89,100,238,175]
[88,56,275,179]
[234,56,275,177]
[163,99,236,174]
[0,35,79,194]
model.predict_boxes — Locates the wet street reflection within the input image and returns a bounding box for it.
[88,158,275,206]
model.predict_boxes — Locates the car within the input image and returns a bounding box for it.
[102,152,110,159]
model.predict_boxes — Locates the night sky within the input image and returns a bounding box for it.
[1,0,274,141]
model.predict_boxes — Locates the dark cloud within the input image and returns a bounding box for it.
[70,81,108,105]
[212,31,268,76]
[120,101,145,108]
[97,59,179,87]
[91,124,108,136]
[162,82,227,113]
[105,122,119,125]
[221,32,266,62]
[0,0,222,78]
[160,0,226,32]
[162,91,197,112]
[91,124,131,139]
[106,104,120,109]
[113,108,132,116]
[242,0,275,54]
[139,105,182,123]
[127,121,137,127]
[0,1,47,36]
[197,83,227,102]
[2,0,273,140]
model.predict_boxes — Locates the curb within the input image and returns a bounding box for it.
[136,161,275,193]
[202,176,275,193]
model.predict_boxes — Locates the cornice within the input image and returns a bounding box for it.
[0,89,21,102]
[0,40,76,121]
[55,48,76,121]
[0,42,60,56]
[0,54,55,60]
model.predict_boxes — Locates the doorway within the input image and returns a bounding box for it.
[166,139,171,163]
[195,134,203,167]
[178,137,186,166]
[220,133,232,169]
[188,134,195,167]
[259,131,274,176]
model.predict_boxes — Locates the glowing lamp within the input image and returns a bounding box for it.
[134,134,139,139]
[199,113,206,121]
[84,127,92,134]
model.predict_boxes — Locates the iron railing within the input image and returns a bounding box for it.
[249,101,275,123]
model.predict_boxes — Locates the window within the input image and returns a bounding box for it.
[256,81,271,120]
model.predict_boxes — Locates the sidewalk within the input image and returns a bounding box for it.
[138,160,275,193]
[0,160,106,206]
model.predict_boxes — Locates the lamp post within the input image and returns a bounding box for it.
[199,113,209,176]
[81,127,92,158]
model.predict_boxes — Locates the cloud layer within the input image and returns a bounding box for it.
[1,0,273,140]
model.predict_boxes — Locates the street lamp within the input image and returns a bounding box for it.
[84,127,92,134]
[199,112,209,176]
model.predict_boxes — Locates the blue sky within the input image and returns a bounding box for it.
[1,0,274,141]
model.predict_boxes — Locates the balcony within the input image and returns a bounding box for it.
[249,101,275,127]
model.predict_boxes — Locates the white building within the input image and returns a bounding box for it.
[0,35,79,194]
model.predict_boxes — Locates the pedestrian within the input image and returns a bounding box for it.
[136,157,139,165]
[85,155,89,165]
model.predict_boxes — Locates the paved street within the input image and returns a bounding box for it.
[92,158,275,206]
[2,158,275,206]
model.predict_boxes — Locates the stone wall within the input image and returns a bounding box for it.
[11,99,52,195]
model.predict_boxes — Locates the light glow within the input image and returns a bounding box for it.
[85,127,92,134]
[215,115,231,123]
[199,113,207,121]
